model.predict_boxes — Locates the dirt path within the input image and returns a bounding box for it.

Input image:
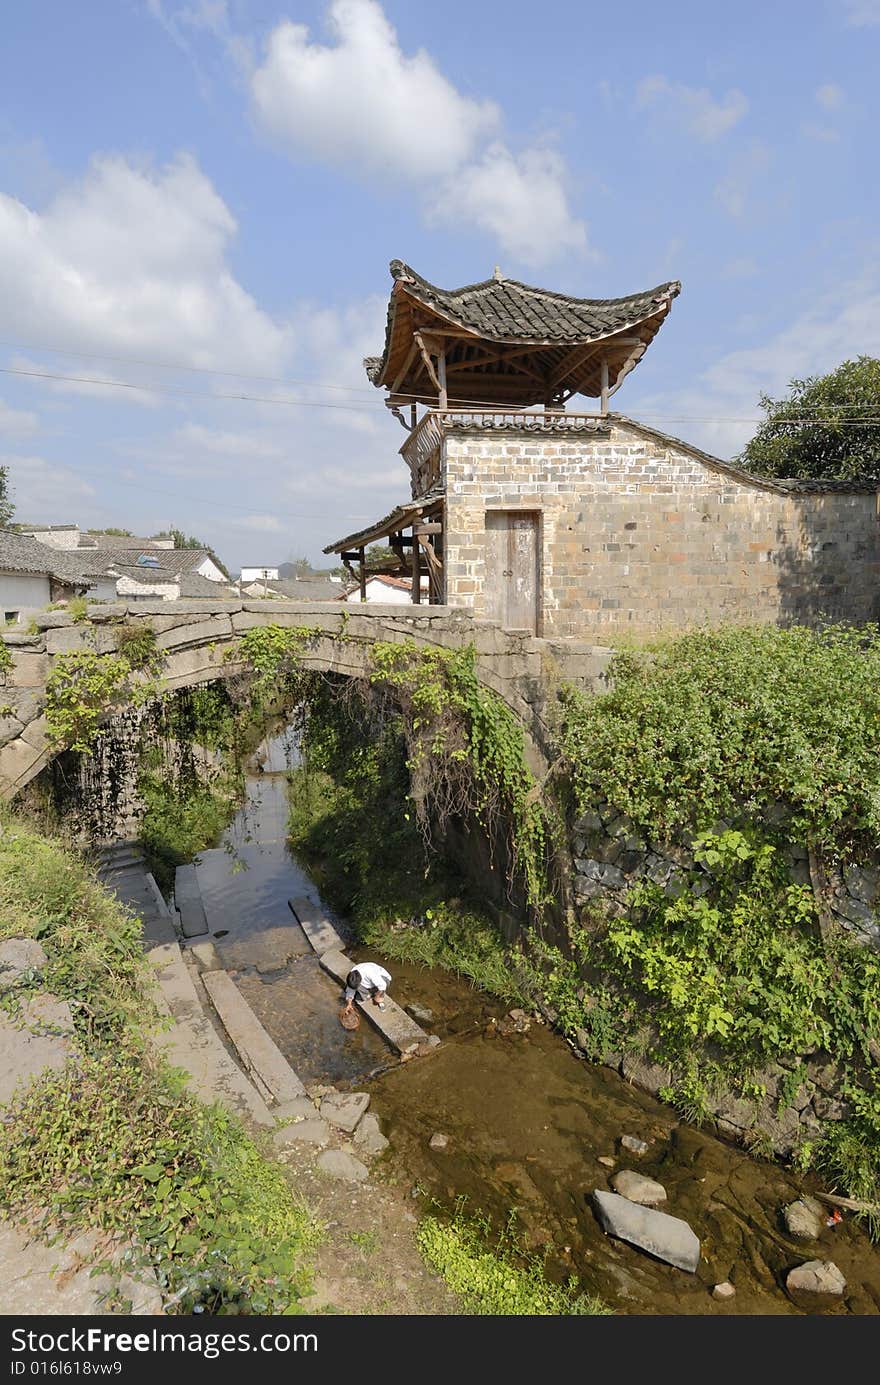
[277,1141,462,1316]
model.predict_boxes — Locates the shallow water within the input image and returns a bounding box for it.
[190,728,880,1315]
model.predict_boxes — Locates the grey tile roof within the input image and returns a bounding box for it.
[84,547,219,576]
[366,260,680,391]
[0,530,103,583]
[323,481,444,555]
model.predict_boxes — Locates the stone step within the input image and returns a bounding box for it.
[201,969,307,1105]
[288,896,346,956]
[144,940,273,1128]
[173,863,209,938]
[319,948,429,1054]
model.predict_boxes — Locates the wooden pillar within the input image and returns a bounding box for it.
[438,350,448,410]
[358,546,366,602]
[411,528,421,604]
[410,403,417,430]
[600,358,609,415]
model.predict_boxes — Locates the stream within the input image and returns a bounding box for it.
[186,727,880,1316]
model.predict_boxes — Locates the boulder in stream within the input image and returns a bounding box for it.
[619,1134,651,1157]
[316,1150,370,1183]
[786,1259,846,1296]
[783,1196,824,1243]
[592,1190,701,1273]
[320,1091,370,1133]
[611,1170,668,1207]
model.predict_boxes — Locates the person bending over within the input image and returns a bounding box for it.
[343,962,391,1017]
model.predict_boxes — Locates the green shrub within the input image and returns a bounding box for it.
[417,1208,609,1315]
[560,624,880,859]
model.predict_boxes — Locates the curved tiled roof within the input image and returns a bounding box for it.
[385,259,680,344]
[364,260,680,404]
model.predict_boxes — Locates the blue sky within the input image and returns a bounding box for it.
[1,0,878,571]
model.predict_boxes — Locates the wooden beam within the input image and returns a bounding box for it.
[410,533,421,604]
[413,332,441,392]
[358,546,366,603]
[438,348,448,410]
[417,534,443,603]
[607,342,647,399]
[390,340,419,395]
[413,522,442,535]
[600,358,609,415]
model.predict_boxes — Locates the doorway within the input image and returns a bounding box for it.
[484,511,539,634]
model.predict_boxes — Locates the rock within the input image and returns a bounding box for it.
[592,1190,701,1273]
[621,1054,672,1096]
[783,1197,824,1243]
[273,1119,330,1149]
[316,1150,370,1183]
[813,1094,849,1121]
[619,1134,651,1157]
[426,1034,441,1047]
[712,1097,756,1130]
[0,938,48,993]
[319,1091,370,1133]
[786,1260,846,1296]
[0,995,76,1106]
[405,1002,434,1024]
[597,1156,616,1168]
[274,1096,317,1123]
[353,1112,389,1158]
[712,1281,736,1301]
[429,1132,449,1151]
[611,1170,668,1207]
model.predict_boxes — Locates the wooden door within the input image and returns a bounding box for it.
[485,511,538,633]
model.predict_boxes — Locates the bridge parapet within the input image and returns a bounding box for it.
[0,600,613,798]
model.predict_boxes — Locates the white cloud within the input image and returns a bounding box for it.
[236,514,284,532]
[816,82,844,110]
[714,141,772,218]
[840,1,880,24]
[630,268,880,458]
[1,453,95,518]
[0,153,288,372]
[173,423,288,458]
[427,143,587,268]
[636,76,748,141]
[0,399,39,437]
[251,2,498,181]
[250,1,586,267]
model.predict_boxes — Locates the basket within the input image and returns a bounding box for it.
[339,1007,360,1031]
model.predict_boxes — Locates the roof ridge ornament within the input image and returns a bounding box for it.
[493,265,504,281]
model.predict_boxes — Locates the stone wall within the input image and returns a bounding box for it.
[442,415,880,639]
[562,800,879,1157]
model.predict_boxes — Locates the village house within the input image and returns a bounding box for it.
[18,525,232,603]
[325,261,880,637]
[339,572,428,604]
[0,531,115,622]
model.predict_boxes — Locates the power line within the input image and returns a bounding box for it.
[0,366,375,412]
[0,338,379,395]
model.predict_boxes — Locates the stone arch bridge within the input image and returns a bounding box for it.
[0,600,613,799]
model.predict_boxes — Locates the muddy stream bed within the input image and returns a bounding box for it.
[187,730,880,1315]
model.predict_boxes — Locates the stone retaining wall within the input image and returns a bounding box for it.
[563,800,879,1157]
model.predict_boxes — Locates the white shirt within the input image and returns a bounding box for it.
[349,962,391,993]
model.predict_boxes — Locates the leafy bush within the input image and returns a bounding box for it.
[0,1053,317,1314]
[560,624,880,859]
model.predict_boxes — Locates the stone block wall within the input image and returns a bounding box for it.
[442,416,880,638]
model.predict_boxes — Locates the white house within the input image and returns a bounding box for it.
[239,565,280,585]
[0,532,112,622]
[340,573,428,604]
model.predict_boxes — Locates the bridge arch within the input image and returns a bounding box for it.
[0,600,612,800]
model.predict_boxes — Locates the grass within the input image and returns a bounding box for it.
[0,804,321,1313]
[417,1207,610,1316]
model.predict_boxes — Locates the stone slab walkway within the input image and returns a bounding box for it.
[319,948,429,1053]
[288,895,347,955]
[201,968,307,1104]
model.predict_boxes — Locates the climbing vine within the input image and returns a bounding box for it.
[229,624,320,704]
[46,652,138,753]
[369,641,549,905]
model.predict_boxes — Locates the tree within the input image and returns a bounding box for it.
[154,527,230,580]
[0,467,14,529]
[736,356,880,485]
[87,527,133,537]
[364,542,401,573]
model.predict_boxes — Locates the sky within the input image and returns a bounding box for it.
[1,0,879,573]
